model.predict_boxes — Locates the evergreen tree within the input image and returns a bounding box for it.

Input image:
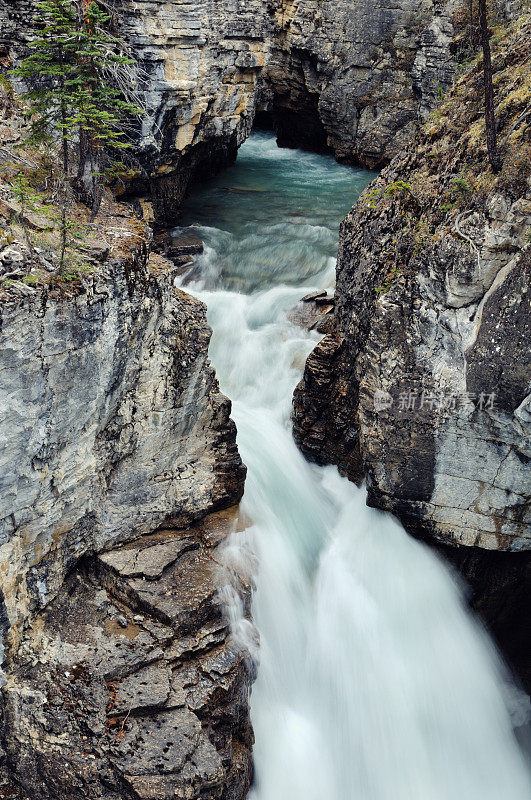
[13,0,143,218]
[13,0,78,173]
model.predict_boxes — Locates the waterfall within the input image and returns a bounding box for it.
[176,132,531,800]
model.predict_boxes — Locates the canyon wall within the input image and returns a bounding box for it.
[0,0,463,224]
[293,13,531,685]
[112,0,275,224]
[264,0,456,165]
[1,506,255,800]
[0,186,250,796]
[0,222,244,651]
[0,0,458,793]
[118,0,459,220]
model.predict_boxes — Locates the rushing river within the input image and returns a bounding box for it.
[176,132,531,800]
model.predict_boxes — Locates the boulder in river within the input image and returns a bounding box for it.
[167,234,204,259]
[287,291,334,330]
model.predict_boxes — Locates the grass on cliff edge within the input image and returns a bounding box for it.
[360,11,530,224]
[357,11,530,294]
[0,84,154,303]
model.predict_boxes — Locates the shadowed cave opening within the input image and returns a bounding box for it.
[253,101,332,155]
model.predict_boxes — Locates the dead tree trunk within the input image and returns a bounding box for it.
[478,0,501,172]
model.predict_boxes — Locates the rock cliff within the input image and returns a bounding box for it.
[111,0,275,225]
[0,129,249,794]
[1,0,529,792]
[1,0,464,225]
[118,0,461,219]
[1,507,255,800]
[264,0,457,165]
[293,13,531,684]
[0,221,245,650]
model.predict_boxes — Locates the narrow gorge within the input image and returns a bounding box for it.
[2,0,459,222]
[0,0,530,798]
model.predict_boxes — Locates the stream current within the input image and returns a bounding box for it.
[175,131,531,800]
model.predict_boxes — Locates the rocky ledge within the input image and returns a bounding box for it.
[0,507,254,800]
[293,14,531,686]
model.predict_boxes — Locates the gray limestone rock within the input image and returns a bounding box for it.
[0,213,247,800]
[293,17,531,684]
[265,0,459,167]
[2,0,461,223]
[1,510,255,800]
[0,236,245,654]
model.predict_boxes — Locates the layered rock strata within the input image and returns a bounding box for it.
[0,220,245,652]
[0,507,255,800]
[0,0,465,224]
[112,0,275,224]
[293,14,531,683]
[0,193,248,794]
[265,0,457,165]
[116,0,460,216]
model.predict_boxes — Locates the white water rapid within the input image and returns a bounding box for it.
[176,132,531,800]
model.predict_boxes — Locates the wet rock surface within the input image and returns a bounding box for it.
[168,234,204,259]
[287,291,334,331]
[164,233,205,277]
[0,508,255,800]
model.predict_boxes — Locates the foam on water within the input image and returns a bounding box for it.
[176,132,531,799]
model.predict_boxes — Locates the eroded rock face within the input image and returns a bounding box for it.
[265,0,457,167]
[112,0,275,224]
[295,201,530,552]
[1,0,464,223]
[107,0,463,219]
[293,15,531,682]
[116,0,460,206]
[0,127,248,790]
[0,508,255,800]
[0,223,245,671]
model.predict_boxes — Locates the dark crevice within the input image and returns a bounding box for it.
[254,98,332,155]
